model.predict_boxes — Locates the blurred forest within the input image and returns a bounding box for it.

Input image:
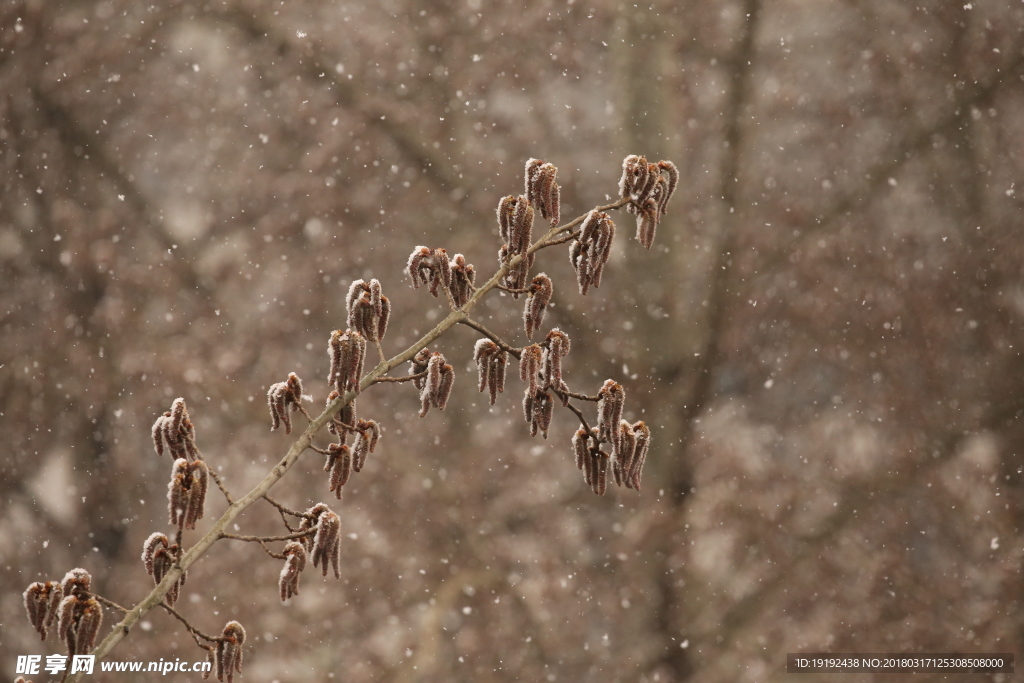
[3,0,1024,681]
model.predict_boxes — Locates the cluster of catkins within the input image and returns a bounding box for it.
[24,569,103,657]
[153,398,209,531]
[267,372,309,434]
[619,155,678,249]
[572,381,651,494]
[407,247,477,307]
[299,503,342,580]
[274,502,344,601]
[494,158,559,294]
[346,278,391,342]
[570,210,615,295]
[202,621,246,683]
[410,347,456,417]
[142,532,186,606]
[518,328,572,438]
[324,417,381,499]
[328,328,366,395]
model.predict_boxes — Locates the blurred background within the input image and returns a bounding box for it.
[3,0,1024,681]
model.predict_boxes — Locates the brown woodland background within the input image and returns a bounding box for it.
[3,0,1024,681]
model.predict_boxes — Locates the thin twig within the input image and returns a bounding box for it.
[497,284,531,294]
[93,593,129,613]
[263,495,310,519]
[207,468,234,505]
[258,540,287,560]
[371,370,427,384]
[459,318,521,359]
[159,602,220,644]
[220,529,315,543]
[560,389,599,402]
[542,231,580,247]
[279,509,297,533]
[551,389,594,434]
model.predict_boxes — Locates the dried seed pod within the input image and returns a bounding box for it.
[501,246,534,296]
[347,279,391,342]
[473,339,508,405]
[168,458,209,531]
[572,427,596,472]
[327,443,352,499]
[407,246,452,297]
[279,542,307,601]
[526,389,554,438]
[57,592,103,657]
[142,532,186,606]
[618,155,647,200]
[74,598,102,655]
[151,413,167,457]
[214,621,246,683]
[542,328,571,398]
[586,449,604,490]
[568,238,589,294]
[519,344,543,395]
[596,380,626,454]
[613,420,636,487]
[492,349,508,397]
[509,194,534,256]
[430,247,451,297]
[298,503,330,555]
[435,361,455,410]
[524,273,553,340]
[61,568,92,598]
[597,451,610,495]
[658,160,679,212]
[525,159,560,226]
[474,339,498,392]
[352,418,381,472]
[524,158,544,198]
[407,246,432,289]
[346,279,363,322]
[590,214,616,288]
[418,351,455,416]
[619,155,679,248]
[448,253,476,308]
[141,532,169,576]
[267,372,308,434]
[151,398,198,459]
[653,174,671,219]
[328,329,366,394]
[635,198,659,250]
[497,194,516,244]
[570,211,616,295]
[409,348,433,392]
[421,354,442,417]
[24,581,62,640]
[627,421,651,490]
[311,509,342,579]
[369,278,384,316]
